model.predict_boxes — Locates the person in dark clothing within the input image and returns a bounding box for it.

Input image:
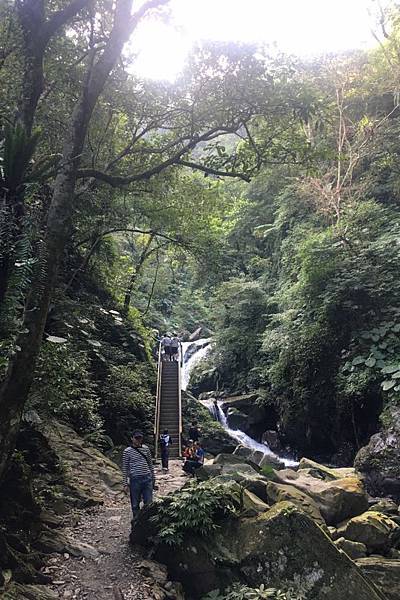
[188,421,200,442]
[159,429,172,471]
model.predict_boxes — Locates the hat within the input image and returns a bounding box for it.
[132,430,144,438]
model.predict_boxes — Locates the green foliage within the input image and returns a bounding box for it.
[182,392,233,449]
[31,343,102,433]
[211,278,268,390]
[99,363,154,445]
[0,123,41,194]
[151,480,240,546]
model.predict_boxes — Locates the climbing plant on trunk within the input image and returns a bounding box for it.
[0,0,169,483]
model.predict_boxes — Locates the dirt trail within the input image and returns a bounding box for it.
[46,460,187,600]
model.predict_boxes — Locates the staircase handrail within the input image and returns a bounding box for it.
[154,341,162,458]
[178,348,183,456]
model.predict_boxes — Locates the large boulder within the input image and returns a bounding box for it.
[262,430,282,453]
[196,461,258,482]
[226,408,249,431]
[233,445,253,460]
[368,498,399,516]
[213,453,249,466]
[266,481,327,531]
[355,406,400,501]
[356,557,400,600]
[135,500,386,599]
[274,468,368,525]
[337,511,399,553]
[298,458,355,481]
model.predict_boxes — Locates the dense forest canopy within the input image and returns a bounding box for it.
[3,1,400,598]
[1,0,400,479]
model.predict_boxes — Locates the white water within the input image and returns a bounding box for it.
[200,398,297,467]
[181,338,297,467]
[181,338,212,390]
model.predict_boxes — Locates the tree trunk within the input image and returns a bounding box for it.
[123,232,155,314]
[0,0,167,483]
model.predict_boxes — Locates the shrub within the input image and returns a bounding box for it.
[31,343,102,433]
[151,480,241,546]
[99,362,155,444]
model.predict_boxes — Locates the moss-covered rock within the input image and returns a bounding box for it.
[298,458,356,481]
[337,511,399,553]
[41,420,122,505]
[356,557,400,600]
[134,497,385,599]
[274,468,368,525]
[266,481,327,530]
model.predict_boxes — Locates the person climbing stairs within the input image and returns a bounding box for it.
[155,357,182,459]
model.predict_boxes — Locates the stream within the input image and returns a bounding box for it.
[181,339,297,467]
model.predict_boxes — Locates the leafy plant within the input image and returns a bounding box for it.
[151,480,241,546]
[30,343,102,433]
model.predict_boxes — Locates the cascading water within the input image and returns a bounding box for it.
[181,338,297,467]
[181,338,212,391]
[200,398,297,467]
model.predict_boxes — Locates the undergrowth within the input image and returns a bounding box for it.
[151,480,241,546]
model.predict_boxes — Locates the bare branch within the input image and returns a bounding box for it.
[43,0,92,42]
[177,160,251,182]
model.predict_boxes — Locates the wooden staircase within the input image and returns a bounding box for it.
[154,353,182,458]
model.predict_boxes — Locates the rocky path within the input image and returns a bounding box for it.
[45,461,187,600]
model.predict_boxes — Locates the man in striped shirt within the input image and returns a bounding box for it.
[123,431,155,517]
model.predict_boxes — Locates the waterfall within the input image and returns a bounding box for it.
[200,398,297,467]
[181,338,212,391]
[181,338,297,467]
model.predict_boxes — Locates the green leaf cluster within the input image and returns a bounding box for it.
[151,480,241,546]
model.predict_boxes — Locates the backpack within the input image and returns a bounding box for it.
[160,434,170,447]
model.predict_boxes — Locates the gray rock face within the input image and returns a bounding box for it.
[226,407,249,431]
[355,406,400,501]
[262,430,282,453]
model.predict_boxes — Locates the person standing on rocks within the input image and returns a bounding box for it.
[159,429,172,471]
[123,431,155,517]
